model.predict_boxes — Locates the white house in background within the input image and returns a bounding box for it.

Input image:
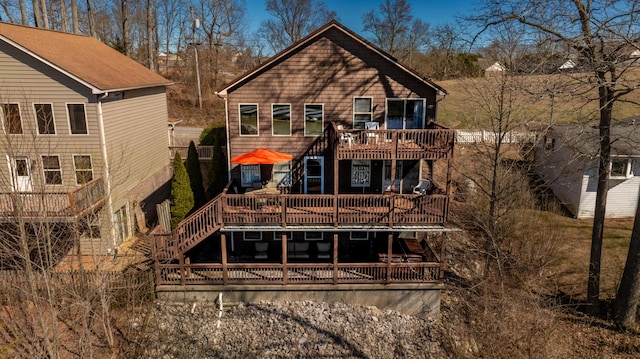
[484,61,506,76]
[559,59,576,70]
[535,120,640,218]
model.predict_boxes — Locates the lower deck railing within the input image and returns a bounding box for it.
[156,261,442,286]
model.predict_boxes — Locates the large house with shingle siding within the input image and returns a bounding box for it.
[151,21,456,317]
[0,22,172,255]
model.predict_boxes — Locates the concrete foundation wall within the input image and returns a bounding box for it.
[156,284,442,318]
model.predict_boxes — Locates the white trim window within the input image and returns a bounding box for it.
[350,231,369,241]
[73,154,93,184]
[1,103,22,134]
[243,232,262,241]
[272,104,291,136]
[34,103,56,134]
[241,164,260,187]
[353,97,373,129]
[610,157,636,179]
[273,231,293,241]
[351,160,371,187]
[305,232,323,241]
[239,104,259,136]
[42,155,62,185]
[272,161,291,187]
[385,98,425,129]
[304,104,323,136]
[67,103,88,134]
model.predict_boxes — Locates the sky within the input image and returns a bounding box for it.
[243,0,476,36]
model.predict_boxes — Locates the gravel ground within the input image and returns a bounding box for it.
[131,301,446,358]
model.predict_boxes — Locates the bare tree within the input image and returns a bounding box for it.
[472,0,640,316]
[362,0,429,63]
[259,0,336,54]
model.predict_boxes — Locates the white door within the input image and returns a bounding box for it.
[8,156,33,192]
[304,156,324,194]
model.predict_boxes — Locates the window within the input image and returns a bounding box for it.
[611,158,632,178]
[272,162,291,187]
[34,103,56,134]
[386,99,425,129]
[239,104,258,135]
[304,104,323,136]
[241,164,260,187]
[350,231,369,241]
[305,232,323,241]
[272,104,291,136]
[273,231,293,241]
[1,103,22,134]
[73,155,93,184]
[543,136,555,151]
[114,205,130,243]
[353,97,373,129]
[42,155,62,185]
[351,160,371,187]
[243,232,262,241]
[67,103,87,134]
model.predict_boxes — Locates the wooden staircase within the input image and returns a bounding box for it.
[152,194,224,261]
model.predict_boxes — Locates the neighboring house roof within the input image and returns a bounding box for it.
[548,119,640,158]
[0,22,172,94]
[216,20,447,96]
[559,59,576,70]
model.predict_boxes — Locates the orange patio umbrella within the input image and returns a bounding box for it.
[230,148,292,164]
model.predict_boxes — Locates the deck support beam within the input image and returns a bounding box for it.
[282,232,288,284]
[386,232,392,284]
[333,233,338,284]
[221,233,228,285]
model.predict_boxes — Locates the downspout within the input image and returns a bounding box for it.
[215,91,232,183]
[96,94,116,250]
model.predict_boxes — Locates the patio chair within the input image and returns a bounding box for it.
[365,121,380,144]
[412,179,431,195]
[337,125,354,148]
[254,242,269,260]
[316,242,331,259]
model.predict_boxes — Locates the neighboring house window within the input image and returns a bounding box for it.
[353,97,373,129]
[351,160,371,187]
[67,103,88,134]
[41,155,62,185]
[73,155,93,184]
[239,104,258,135]
[272,162,291,187]
[543,136,555,151]
[304,104,323,136]
[1,103,22,134]
[241,164,260,187]
[610,158,632,178]
[34,103,56,134]
[272,104,291,136]
[386,99,425,129]
[114,205,130,242]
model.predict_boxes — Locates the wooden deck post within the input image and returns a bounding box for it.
[390,132,397,193]
[221,232,228,285]
[333,233,338,285]
[439,232,447,280]
[334,152,339,227]
[178,255,186,286]
[282,232,288,284]
[386,232,392,284]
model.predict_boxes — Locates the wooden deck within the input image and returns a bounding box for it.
[0,176,106,220]
[332,126,455,161]
[156,262,442,286]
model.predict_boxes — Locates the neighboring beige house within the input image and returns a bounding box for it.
[0,22,173,255]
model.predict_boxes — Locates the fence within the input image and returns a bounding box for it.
[456,130,536,144]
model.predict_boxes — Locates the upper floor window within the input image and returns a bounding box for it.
[304,104,323,136]
[272,104,291,136]
[610,158,639,179]
[67,103,87,134]
[386,99,425,129]
[1,103,22,134]
[42,155,62,185]
[34,103,56,134]
[239,104,258,135]
[73,155,93,184]
[353,97,373,129]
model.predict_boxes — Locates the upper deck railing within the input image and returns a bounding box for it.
[0,176,106,219]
